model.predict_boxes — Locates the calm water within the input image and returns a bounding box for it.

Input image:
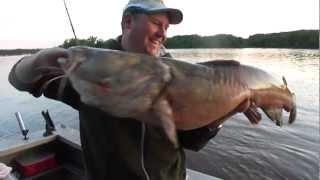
[0,48,319,180]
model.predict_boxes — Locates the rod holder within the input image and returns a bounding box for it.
[14,112,29,140]
[41,110,55,137]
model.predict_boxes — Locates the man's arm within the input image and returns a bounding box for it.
[178,124,222,151]
[8,48,81,110]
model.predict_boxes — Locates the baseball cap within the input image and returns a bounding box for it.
[123,0,183,24]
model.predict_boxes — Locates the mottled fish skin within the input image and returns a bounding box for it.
[58,46,297,146]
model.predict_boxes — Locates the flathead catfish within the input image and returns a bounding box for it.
[58,46,296,146]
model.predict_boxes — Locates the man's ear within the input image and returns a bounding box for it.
[121,15,132,30]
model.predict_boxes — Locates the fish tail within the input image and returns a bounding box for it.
[289,93,297,124]
[282,76,297,124]
[262,107,283,126]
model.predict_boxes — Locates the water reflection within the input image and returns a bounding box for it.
[169,48,319,180]
[1,48,319,179]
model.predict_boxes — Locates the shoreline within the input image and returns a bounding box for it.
[1,47,318,56]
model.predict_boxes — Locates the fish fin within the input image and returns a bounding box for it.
[199,60,240,67]
[138,113,177,148]
[159,115,178,148]
[262,107,283,126]
[137,99,178,148]
[152,99,178,148]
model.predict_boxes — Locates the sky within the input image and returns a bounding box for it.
[0,0,318,49]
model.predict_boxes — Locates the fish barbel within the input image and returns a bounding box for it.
[58,46,296,146]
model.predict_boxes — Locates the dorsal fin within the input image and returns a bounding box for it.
[199,60,240,67]
[282,76,288,86]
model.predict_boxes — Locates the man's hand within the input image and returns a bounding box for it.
[15,47,68,83]
[33,47,68,69]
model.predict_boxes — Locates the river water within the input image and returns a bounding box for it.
[0,48,319,179]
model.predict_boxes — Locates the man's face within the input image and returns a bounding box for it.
[124,12,170,56]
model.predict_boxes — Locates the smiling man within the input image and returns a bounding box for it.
[9,0,222,180]
[120,0,182,56]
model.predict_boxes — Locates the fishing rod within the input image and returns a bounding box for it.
[57,0,78,99]
[62,0,77,40]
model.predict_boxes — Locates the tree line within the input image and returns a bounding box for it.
[0,30,318,56]
[164,30,318,49]
[0,49,41,56]
[59,30,318,49]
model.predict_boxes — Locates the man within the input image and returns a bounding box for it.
[9,0,222,179]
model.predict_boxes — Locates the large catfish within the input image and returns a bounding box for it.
[57,46,296,146]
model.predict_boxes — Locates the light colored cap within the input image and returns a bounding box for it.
[123,0,183,24]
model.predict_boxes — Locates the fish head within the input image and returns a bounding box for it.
[58,46,172,118]
[58,46,140,81]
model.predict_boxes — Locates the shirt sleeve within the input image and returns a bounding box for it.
[8,57,41,97]
[177,125,222,151]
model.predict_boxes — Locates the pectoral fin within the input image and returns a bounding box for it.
[152,99,178,148]
[136,98,178,148]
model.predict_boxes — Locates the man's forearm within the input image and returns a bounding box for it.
[9,48,68,95]
[8,55,43,94]
[178,124,222,151]
[8,51,81,109]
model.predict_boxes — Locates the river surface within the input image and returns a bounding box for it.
[0,48,319,180]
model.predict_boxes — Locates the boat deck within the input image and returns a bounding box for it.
[0,125,222,180]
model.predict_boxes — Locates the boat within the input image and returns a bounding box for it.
[0,112,222,180]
